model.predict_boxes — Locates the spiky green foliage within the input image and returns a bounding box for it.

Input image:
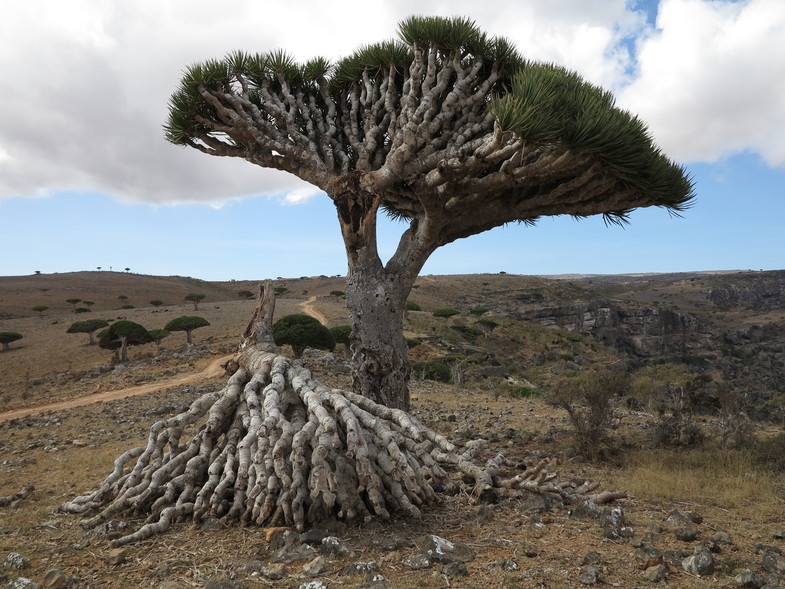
[0,332,23,351]
[98,321,153,362]
[164,316,210,345]
[67,319,110,345]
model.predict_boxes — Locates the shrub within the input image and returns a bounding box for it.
[433,307,460,319]
[748,432,785,473]
[450,324,483,342]
[547,368,629,461]
[469,306,489,315]
[237,290,254,300]
[273,314,335,358]
[507,386,541,399]
[405,301,421,311]
[329,290,345,297]
[329,324,352,346]
[405,338,422,348]
[411,361,451,383]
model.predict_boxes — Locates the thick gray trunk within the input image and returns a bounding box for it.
[345,268,412,411]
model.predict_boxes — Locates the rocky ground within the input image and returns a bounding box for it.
[2,350,785,589]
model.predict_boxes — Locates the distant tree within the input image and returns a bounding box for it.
[32,305,48,318]
[237,290,254,300]
[96,266,101,271]
[75,307,92,313]
[125,267,131,273]
[118,295,129,302]
[83,300,95,309]
[0,332,23,352]
[164,316,210,345]
[150,300,165,307]
[273,314,335,358]
[119,305,135,310]
[34,270,41,275]
[184,293,206,311]
[66,298,82,312]
[98,320,153,362]
[67,319,110,345]
[148,329,170,354]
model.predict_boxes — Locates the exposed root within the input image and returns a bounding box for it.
[60,283,625,545]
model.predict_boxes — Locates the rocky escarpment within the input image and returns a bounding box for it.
[515,300,712,359]
[707,270,785,309]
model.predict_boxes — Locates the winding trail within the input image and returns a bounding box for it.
[299,296,328,325]
[0,354,234,423]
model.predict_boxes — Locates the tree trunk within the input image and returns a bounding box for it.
[345,265,412,411]
[332,173,421,411]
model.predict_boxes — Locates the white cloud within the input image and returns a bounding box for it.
[0,0,781,209]
[619,0,785,166]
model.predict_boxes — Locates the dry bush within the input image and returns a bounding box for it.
[547,368,629,461]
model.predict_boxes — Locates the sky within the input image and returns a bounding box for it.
[0,0,783,281]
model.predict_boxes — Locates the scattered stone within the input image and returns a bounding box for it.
[3,553,30,570]
[7,579,40,589]
[300,528,329,545]
[735,569,764,589]
[635,546,664,570]
[273,543,317,564]
[714,531,733,545]
[666,509,693,526]
[341,562,379,576]
[423,535,475,563]
[105,547,129,566]
[774,529,785,540]
[602,506,633,540]
[581,551,603,566]
[361,573,390,589]
[304,556,326,577]
[41,568,68,588]
[682,545,715,576]
[442,561,468,577]
[321,536,349,557]
[571,500,601,519]
[762,551,785,575]
[675,527,699,542]
[401,554,431,570]
[298,580,328,589]
[269,529,298,551]
[645,564,667,582]
[258,563,286,580]
[494,558,518,571]
[578,565,601,585]
[369,536,401,551]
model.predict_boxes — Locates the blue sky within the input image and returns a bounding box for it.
[1,0,783,281]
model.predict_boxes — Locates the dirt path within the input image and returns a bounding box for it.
[299,296,328,325]
[0,354,234,423]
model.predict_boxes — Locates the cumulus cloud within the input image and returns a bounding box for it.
[0,0,781,208]
[619,0,785,166]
